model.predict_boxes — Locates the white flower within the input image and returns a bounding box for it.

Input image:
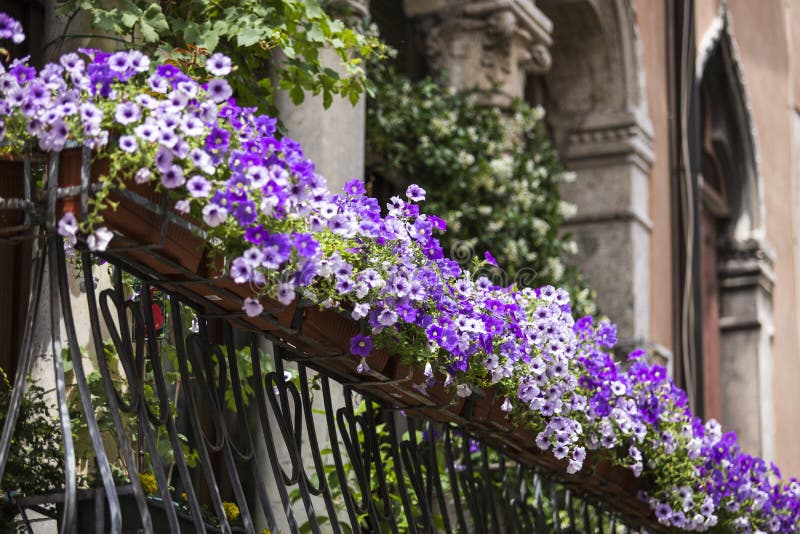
[57,212,78,242]
[275,282,295,306]
[559,200,578,219]
[557,170,577,183]
[202,204,228,227]
[489,154,514,180]
[351,302,370,320]
[87,226,113,251]
[242,297,263,317]
[205,53,232,76]
[455,383,472,398]
[174,199,190,214]
[134,168,152,184]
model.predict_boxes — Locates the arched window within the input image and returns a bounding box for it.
[694,18,774,456]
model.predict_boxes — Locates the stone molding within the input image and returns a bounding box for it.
[403,0,553,102]
[718,238,776,294]
[563,113,655,174]
[566,209,653,232]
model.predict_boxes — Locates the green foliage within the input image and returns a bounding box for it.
[0,369,64,497]
[366,64,596,317]
[55,0,386,115]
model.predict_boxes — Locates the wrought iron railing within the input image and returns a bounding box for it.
[0,148,659,533]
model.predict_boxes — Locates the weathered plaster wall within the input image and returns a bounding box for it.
[635,0,672,353]
[727,0,800,474]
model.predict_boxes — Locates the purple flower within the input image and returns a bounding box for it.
[205,126,230,153]
[205,53,232,76]
[57,212,78,242]
[232,200,256,225]
[293,233,319,258]
[242,297,263,317]
[186,175,211,197]
[207,78,232,103]
[406,184,425,202]
[0,13,24,44]
[350,333,373,358]
[245,225,269,245]
[157,64,181,79]
[119,135,138,153]
[160,164,185,189]
[344,179,365,196]
[114,101,141,125]
[202,204,228,227]
[484,251,498,267]
[627,348,646,361]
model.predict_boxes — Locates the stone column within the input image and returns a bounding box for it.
[274,0,370,193]
[718,239,775,459]
[404,0,553,105]
[558,112,655,342]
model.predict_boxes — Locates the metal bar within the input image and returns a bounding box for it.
[54,239,122,533]
[170,303,232,533]
[80,252,155,533]
[249,336,301,533]
[297,363,343,533]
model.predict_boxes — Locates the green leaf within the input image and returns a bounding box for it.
[306,25,324,43]
[289,84,305,105]
[120,11,139,28]
[142,4,169,33]
[237,26,263,47]
[182,21,201,44]
[139,20,159,42]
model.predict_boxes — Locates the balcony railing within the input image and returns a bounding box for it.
[0,148,661,533]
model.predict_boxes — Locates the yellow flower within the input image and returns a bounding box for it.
[262,529,271,534]
[222,501,240,521]
[137,472,157,495]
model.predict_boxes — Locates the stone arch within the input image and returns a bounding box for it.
[536,0,655,344]
[696,10,765,241]
[536,0,651,153]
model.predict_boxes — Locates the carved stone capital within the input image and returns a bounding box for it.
[404,0,553,102]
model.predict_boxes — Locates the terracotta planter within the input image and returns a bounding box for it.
[465,388,508,430]
[56,148,206,275]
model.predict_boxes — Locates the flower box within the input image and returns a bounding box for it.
[57,148,207,276]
